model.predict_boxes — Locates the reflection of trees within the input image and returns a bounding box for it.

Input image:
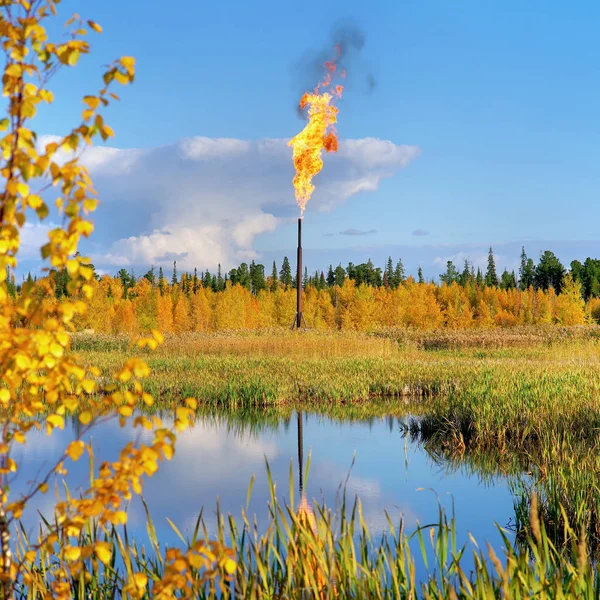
[410,428,600,555]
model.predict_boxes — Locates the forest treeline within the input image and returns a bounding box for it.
[9,246,600,332]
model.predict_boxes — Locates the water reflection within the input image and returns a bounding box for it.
[13,410,516,553]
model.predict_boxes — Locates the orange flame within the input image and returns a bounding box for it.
[289,48,344,217]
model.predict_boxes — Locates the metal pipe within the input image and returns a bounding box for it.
[296,217,302,329]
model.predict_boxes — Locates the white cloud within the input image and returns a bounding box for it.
[433,249,518,274]
[19,222,55,259]
[57,136,421,271]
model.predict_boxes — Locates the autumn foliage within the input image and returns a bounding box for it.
[0,1,231,598]
[42,272,592,334]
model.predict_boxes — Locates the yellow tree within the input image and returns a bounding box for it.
[190,286,212,331]
[555,273,587,325]
[173,293,191,333]
[131,276,158,331]
[156,292,174,332]
[0,2,232,597]
[84,278,112,332]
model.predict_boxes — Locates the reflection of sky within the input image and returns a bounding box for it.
[12,412,516,576]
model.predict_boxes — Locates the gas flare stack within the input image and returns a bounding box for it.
[291,217,307,330]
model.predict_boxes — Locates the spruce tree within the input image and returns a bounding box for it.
[440,261,459,285]
[500,269,516,290]
[385,257,395,288]
[117,268,131,298]
[476,268,484,287]
[280,257,292,289]
[217,264,224,291]
[519,247,527,289]
[519,247,536,290]
[313,270,320,289]
[270,261,279,292]
[334,264,346,286]
[250,261,266,294]
[319,271,326,289]
[171,261,178,286]
[394,259,405,287]
[346,262,356,281]
[366,259,376,286]
[485,247,498,287]
[158,267,165,295]
[535,250,565,292]
[192,267,199,293]
[459,259,471,287]
[326,265,335,287]
[303,266,309,288]
[143,265,156,284]
[582,258,600,298]
[417,267,424,284]
[236,263,251,290]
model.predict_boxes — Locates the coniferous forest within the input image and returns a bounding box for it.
[13,246,600,333]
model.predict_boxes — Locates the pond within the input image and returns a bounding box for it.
[12,409,519,563]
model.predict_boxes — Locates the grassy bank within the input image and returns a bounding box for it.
[73,330,600,443]
[70,328,600,558]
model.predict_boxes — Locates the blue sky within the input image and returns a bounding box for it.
[23,0,600,279]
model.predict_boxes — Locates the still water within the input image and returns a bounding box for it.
[13,412,516,555]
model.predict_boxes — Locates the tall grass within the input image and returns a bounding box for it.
[13,469,600,599]
[71,329,600,409]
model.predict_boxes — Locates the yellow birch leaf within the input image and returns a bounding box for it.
[94,543,111,564]
[81,379,96,394]
[64,546,81,562]
[66,441,85,461]
[133,573,147,589]
[87,20,102,33]
[47,414,65,430]
[224,558,236,574]
[79,411,92,425]
[118,405,133,418]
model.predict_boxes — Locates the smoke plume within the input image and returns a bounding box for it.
[293,20,376,117]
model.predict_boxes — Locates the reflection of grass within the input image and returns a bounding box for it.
[411,430,600,556]
[17,464,600,598]
[192,403,600,559]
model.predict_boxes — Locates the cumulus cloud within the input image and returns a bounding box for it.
[51,136,420,271]
[339,228,377,236]
[433,249,513,273]
[155,251,189,262]
[20,222,55,259]
[412,228,429,237]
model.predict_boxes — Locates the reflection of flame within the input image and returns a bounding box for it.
[289,47,344,217]
[297,495,317,534]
